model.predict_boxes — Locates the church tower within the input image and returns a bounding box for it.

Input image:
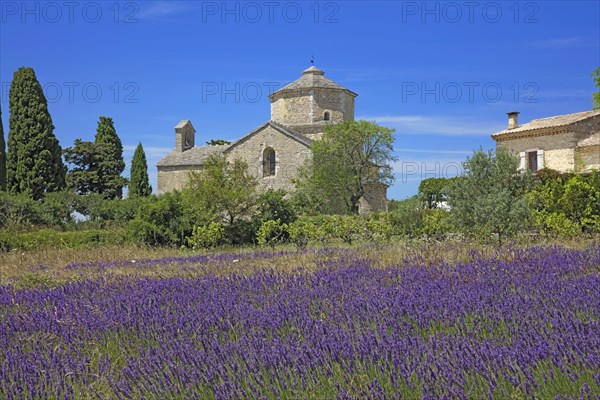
[269,66,357,140]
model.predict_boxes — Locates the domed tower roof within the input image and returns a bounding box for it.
[269,66,357,100]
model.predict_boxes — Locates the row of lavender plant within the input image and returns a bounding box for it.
[1,245,599,399]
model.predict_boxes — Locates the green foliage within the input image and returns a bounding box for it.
[64,139,104,195]
[93,117,127,199]
[418,178,454,208]
[531,210,581,238]
[64,117,127,199]
[421,209,451,241]
[256,189,296,224]
[326,215,365,244]
[287,219,317,249]
[187,154,258,225]
[129,143,152,198]
[128,192,194,247]
[447,149,532,245]
[0,104,6,191]
[0,192,45,230]
[592,67,600,110]
[366,212,393,243]
[73,194,147,227]
[388,196,425,237]
[206,139,231,146]
[0,228,128,252]
[294,120,396,214]
[529,170,600,236]
[223,220,258,246]
[187,222,225,249]
[7,67,66,199]
[257,219,287,248]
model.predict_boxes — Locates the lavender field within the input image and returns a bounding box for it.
[1,245,599,399]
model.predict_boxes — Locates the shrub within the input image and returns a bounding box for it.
[128,192,194,247]
[187,222,225,249]
[0,228,128,252]
[0,193,46,231]
[531,210,581,238]
[389,196,424,237]
[421,209,451,241]
[257,219,287,248]
[366,212,393,243]
[256,189,296,225]
[223,220,258,246]
[287,219,317,249]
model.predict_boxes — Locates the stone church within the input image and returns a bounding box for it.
[492,109,600,173]
[157,66,388,213]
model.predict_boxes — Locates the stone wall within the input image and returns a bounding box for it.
[497,131,578,172]
[358,184,388,214]
[157,165,202,194]
[271,88,354,127]
[576,146,600,171]
[496,114,600,173]
[225,125,312,193]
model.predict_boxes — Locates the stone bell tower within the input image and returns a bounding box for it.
[269,66,357,140]
[175,120,195,152]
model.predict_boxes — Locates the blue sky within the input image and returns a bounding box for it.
[1,0,599,199]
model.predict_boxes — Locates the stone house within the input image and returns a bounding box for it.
[157,66,388,213]
[491,110,600,172]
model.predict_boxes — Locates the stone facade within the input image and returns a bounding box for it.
[224,122,312,193]
[492,110,600,173]
[156,66,388,214]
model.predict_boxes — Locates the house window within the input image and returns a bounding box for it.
[263,147,276,177]
[323,111,330,121]
[527,151,538,173]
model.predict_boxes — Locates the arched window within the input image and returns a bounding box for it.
[323,111,331,121]
[263,147,276,177]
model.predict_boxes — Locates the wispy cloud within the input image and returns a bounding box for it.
[360,115,503,136]
[137,1,199,20]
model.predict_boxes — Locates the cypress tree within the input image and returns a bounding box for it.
[7,67,66,199]
[0,105,6,191]
[94,116,126,199]
[129,142,152,197]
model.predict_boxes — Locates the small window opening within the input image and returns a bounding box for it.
[263,147,276,177]
[527,151,538,173]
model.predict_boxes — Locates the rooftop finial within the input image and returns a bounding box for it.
[310,55,314,65]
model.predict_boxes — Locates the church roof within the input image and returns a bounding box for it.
[156,144,229,167]
[270,66,357,98]
[224,121,312,153]
[157,121,311,168]
[492,109,600,138]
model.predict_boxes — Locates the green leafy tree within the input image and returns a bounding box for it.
[7,67,65,199]
[0,105,6,191]
[186,154,258,225]
[256,189,296,225]
[418,177,454,208]
[129,143,152,197]
[447,148,532,245]
[94,116,127,199]
[592,67,600,110]
[64,139,103,195]
[295,120,396,214]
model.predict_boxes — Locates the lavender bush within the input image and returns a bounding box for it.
[1,245,599,399]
